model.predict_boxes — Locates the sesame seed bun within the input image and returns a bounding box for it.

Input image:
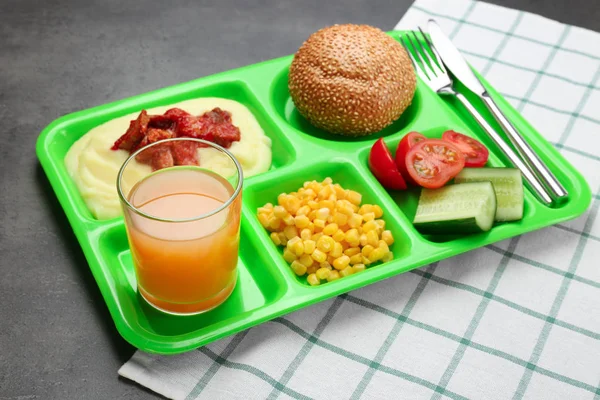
[288,24,417,136]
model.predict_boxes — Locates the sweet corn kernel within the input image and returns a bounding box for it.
[283,225,298,240]
[277,193,287,205]
[303,240,316,254]
[338,204,354,217]
[258,213,270,228]
[332,229,346,242]
[375,219,386,232]
[369,247,385,262]
[316,208,330,220]
[299,253,314,268]
[361,245,375,257]
[287,238,304,257]
[268,217,282,231]
[311,249,327,263]
[282,214,295,226]
[314,218,326,229]
[353,264,366,273]
[287,236,300,248]
[348,213,363,228]
[362,212,375,222]
[327,270,341,282]
[358,204,373,215]
[291,260,307,276]
[359,233,369,247]
[300,228,312,241]
[274,205,287,219]
[311,232,323,242]
[286,197,301,214]
[346,190,362,206]
[362,220,378,233]
[373,205,383,218]
[328,193,337,202]
[307,223,315,233]
[320,261,332,270]
[278,232,288,246]
[322,177,333,185]
[294,215,310,229]
[382,251,394,263]
[366,230,379,247]
[318,186,332,200]
[349,253,363,265]
[330,242,343,258]
[305,186,318,197]
[307,273,320,286]
[333,212,348,226]
[382,230,394,245]
[270,232,281,246]
[327,255,337,265]
[323,223,338,236]
[362,256,372,265]
[340,266,354,277]
[307,265,317,274]
[345,229,360,246]
[307,200,319,210]
[344,247,360,257]
[316,267,330,280]
[333,255,350,270]
[317,235,335,253]
[378,240,390,254]
[333,185,346,199]
[296,205,311,216]
[308,210,317,220]
[318,200,335,211]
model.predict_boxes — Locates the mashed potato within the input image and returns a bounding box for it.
[65,98,272,220]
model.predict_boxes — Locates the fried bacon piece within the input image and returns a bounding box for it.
[197,108,240,148]
[111,110,150,151]
[111,107,241,170]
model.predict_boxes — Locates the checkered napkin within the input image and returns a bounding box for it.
[118,0,600,398]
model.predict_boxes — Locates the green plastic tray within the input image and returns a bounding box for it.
[36,31,591,354]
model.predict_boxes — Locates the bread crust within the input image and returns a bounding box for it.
[288,24,417,136]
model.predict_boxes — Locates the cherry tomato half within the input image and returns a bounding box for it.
[369,138,407,190]
[395,131,427,185]
[405,139,465,189]
[441,130,489,167]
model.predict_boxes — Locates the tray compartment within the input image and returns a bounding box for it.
[269,65,422,143]
[93,220,288,340]
[40,79,298,223]
[242,159,415,287]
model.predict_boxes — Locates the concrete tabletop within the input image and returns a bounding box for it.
[1,0,598,398]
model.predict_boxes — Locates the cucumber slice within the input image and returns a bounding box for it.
[454,168,523,221]
[413,182,497,234]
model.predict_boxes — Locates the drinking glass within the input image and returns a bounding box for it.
[117,138,243,315]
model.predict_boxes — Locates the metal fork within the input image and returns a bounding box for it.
[400,29,554,206]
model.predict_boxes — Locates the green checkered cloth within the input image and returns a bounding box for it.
[118,0,600,398]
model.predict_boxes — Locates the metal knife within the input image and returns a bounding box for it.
[427,19,568,204]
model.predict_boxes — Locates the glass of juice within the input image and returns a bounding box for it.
[117,137,243,315]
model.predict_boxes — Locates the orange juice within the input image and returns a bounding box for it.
[123,167,241,314]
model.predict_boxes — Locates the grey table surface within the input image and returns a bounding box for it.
[1,0,599,399]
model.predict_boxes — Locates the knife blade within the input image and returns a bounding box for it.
[427,20,487,96]
[427,19,568,203]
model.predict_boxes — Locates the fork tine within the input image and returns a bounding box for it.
[405,32,431,80]
[399,36,417,69]
[410,30,437,77]
[418,26,446,74]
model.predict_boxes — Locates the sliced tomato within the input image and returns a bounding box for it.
[442,130,489,167]
[405,139,465,189]
[395,131,427,185]
[369,138,407,190]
